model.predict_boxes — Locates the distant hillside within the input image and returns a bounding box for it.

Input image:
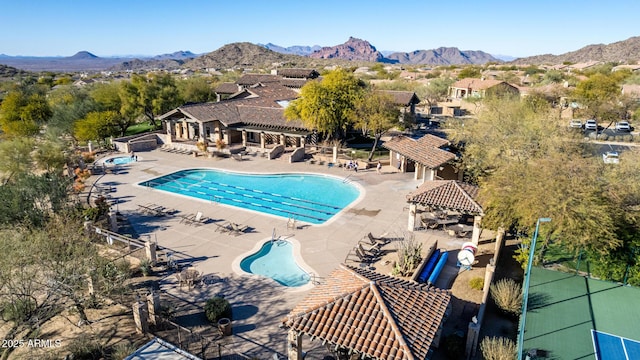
[386,47,500,65]
[183,42,320,69]
[309,37,386,62]
[152,51,198,60]
[109,58,185,71]
[259,43,322,56]
[512,36,640,65]
[0,64,31,78]
[67,51,98,60]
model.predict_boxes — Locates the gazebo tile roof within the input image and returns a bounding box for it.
[382,135,455,169]
[407,180,483,215]
[284,265,451,360]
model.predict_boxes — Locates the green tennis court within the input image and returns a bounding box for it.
[522,268,640,359]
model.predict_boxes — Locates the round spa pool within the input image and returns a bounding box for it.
[240,239,310,287]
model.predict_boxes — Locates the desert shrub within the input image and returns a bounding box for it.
[66,334,103,360]
[480,336,516,360]
[469,277,484,290]
[111,341,137,360]
[139,258,152,276]
[205,296,232,323]
[391,232,422,276]
[1,298,35,322]
[490,278,522,315]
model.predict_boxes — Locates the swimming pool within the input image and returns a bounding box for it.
[240,240,309,287]
[140,169,361,224]
[102,155,136,165]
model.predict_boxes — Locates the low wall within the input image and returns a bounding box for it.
[268,144,285,160]
[289,147,306,163]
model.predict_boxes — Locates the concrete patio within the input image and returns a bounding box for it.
[92,148,474,359]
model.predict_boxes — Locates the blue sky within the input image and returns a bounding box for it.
[1,0,639,58]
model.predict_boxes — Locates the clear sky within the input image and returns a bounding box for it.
[1,0,639,58]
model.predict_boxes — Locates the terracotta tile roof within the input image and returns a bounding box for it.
[377,90,421,105]
[407,180,483,215]
[236,74,281,86]
[382,135,455,169]
[237,106,306,130]
[284,265,451,360]
[277,68,320,79]
[244,84,299,103]
[279,78,310,88]
[214,82,240,94]
[450,78,506,90]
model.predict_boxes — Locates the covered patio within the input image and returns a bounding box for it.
[406,180,484,245]
[382,134,459,183]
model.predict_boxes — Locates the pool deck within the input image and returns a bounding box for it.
[92,149,471,358]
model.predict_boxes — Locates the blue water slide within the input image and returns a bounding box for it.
[428,251,449,286]
[418,249,441,283]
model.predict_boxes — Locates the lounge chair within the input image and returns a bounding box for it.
[357,242,380,256]
[214,221,246,235]
[181,211,209,225]
[354,247,378,263]
[364,232,387,246]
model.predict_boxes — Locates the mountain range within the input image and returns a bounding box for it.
[1,35,640,73]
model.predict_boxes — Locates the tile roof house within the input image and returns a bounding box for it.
[448,78,519,99]
[382,134,458,183]
[377,90,421,117]
[158,82,311,156]
[283,264,451,360]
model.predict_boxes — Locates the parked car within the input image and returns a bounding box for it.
[584,119,598,131]
[569,119,583,129]
[603,151,620,164]
[615,121,631,132]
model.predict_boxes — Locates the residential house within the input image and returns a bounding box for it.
[449,78,520,99]
[376,90,421,117]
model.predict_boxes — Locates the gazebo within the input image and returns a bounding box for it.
[283,265,451,360]
[406,180,484,244]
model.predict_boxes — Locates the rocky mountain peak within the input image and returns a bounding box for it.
[309,37,385,62]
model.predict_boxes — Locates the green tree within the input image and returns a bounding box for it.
[353,91,401,161]
[446,97,621,254]
[415,77,455,111]
[48,85,97,138]
[284,68,366,141]
[457,66,482,79]
[0,87,52,136]
[572,73,624,124]
[177,77,214,103]
[0,137,34,184]
[120,73,181,129]
[74,110,123,142]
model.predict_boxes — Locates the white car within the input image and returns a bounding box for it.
[615,121,631,132]
[584,119,598,131]
[569,119,583,129]
[603,151,620,164]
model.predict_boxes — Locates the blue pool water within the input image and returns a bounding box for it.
[240,240,309,287]
[140,169,360,224]
[105,156,135,165]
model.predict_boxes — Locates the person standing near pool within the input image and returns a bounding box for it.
[376,161,382,174]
